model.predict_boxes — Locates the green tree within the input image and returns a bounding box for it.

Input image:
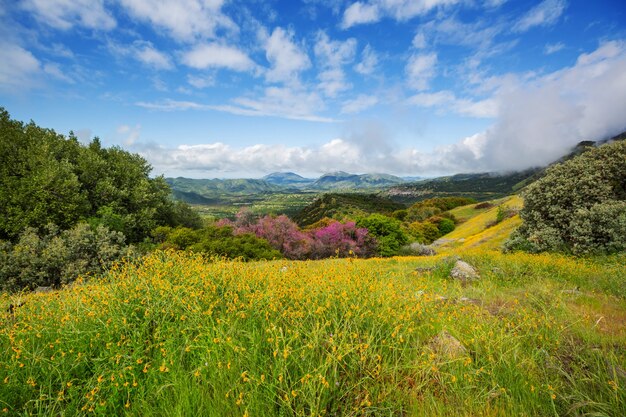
[505,140,626,254]
[356,214,408,257]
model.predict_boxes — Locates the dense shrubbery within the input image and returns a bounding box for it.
[153,225,282,261]
[505,140,626,254]
[0,223,129,291]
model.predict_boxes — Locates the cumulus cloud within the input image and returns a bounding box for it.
[314,31,357,97]
[136,41,626,177]
[181,43,255,72]
[21,0,115,30]
[118,0,236,42]
[354,44,378,75]
[0,43,41,91]
[341,0,460,28]
[263,27,311,85]
[513,0,567,33]
[405,52,437,90]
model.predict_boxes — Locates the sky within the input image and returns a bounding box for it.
[1,0,625,179]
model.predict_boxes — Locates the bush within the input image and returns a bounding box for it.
[0,223,128,291]
[156,225,282,261]
[356,214,408,257]
[505,140,626,254]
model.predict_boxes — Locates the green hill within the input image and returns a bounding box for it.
[292,193,405,226]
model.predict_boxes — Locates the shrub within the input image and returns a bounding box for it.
[505,140,626,254]
[356,214,408,257]
[0,223,128,291]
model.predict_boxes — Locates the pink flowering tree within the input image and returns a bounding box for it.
[309,221,376,259]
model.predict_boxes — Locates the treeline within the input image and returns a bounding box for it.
[0,108,201,291]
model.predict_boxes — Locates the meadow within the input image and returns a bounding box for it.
[1,205,625,416]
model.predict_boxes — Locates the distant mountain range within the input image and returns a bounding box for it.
[167,131,626,205]
[166,171,413,203]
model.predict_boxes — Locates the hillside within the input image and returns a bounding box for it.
[263,172,315,187]
[292,193,405,226]
[313,172,406,190]
[384,170,539,204]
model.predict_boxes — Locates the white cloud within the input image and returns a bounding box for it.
[118,0,237,42]
[354,44,378,75]
[544,42,565,55]
[117,124,141,146]
[405,52,437,91]
[412,32,427,49]
[263,27,311,84]
[43,62,74,83]
[136,86,335,123]
[187,74,215,89]
[110,40,173,70]
[314,31,357,97]
[407,91,497,118]
[513,0,567,33]
[0,43,41,91]
[341,0,460,28]
[340,94,378,114]
[443,40,626,172]
[341,2,380,28]
[21,0,115,30]
[181,43,255,72]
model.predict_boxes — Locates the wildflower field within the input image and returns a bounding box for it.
[1,208,625,416]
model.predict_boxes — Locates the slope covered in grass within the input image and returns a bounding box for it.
[1,246,624,416]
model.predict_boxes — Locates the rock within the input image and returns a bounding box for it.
[34,286,53,293]
[449,260,480,283]
[459,297,481,306]
[561,287,581,295]
[429,330,467,359]
[414,266,435,273]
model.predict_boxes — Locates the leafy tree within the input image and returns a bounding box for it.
[356,214,408,257]
[0,107,200,243]
[505,140,626,254]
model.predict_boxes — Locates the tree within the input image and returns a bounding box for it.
[356,214,408,257]
[505,140,626,254]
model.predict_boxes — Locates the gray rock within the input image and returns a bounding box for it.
[429,330,467,359]
[34,286,53,293]
[449,260,480,283]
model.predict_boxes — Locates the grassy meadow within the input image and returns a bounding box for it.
[1,202,625,416]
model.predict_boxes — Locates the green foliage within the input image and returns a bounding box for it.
[505,140,626,254]
[0,223,128,291]
[407,221,441,244]
[437,218,456,235]
[156,225,282,261]
[356,214,407,256]
[293,193,404,227]
[405,197,475,222]
[0,108,200,243]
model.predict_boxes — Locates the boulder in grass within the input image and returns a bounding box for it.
[429,330,467,359]
[449,260,480,283]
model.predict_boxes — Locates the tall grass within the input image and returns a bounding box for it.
[1,249,624,416]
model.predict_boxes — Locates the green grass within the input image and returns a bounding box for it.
[1,248,624,416]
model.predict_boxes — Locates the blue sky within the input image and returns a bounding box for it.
[1,0,625,178]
